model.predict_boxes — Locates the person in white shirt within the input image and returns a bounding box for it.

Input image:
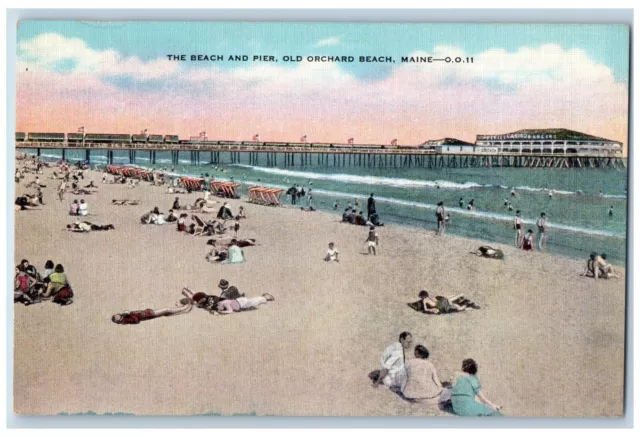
[156,212,166,225]
[514,210,523,248]
[373,332,413,390]
[78,199,88,216]
[324,242,339,262]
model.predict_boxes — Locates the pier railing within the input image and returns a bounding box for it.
[15,142,627,169]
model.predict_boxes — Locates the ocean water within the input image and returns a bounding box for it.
[21,149,628,264]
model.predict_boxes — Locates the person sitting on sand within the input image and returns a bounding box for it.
[522,229,535,252]
[355,211,367,226]
[581,252,598,278]
[451,359,503,416]
[372,332,413,390]
[69,199,80,216]
[218,279,244,300]
[215,293,275,314]
[156,211,166,225]
[596,253,619,279]
[173,197,181,210]
[166,209,178,222]
[369,212,384,227]
[402,345,449,406]
[140,210,154,224]
[78,199,88,216]
[112,290,194,325]
[217,202,234,220]
[84,180,97,189]
[67,221,115,232]
[41,264,74,305]
[341,208,350,222]
[324,242,339,262]
[206,247,228,263]
[471,246,504,260]
[225,239,246,264]
[177,213,188,232]
[14,265,37,305]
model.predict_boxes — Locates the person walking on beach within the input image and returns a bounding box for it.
[372,331,413,390]
[536,212,548,250]
[57,179,66,201]
[367,193,377,220]
[436,202,446,236]
[513,211,523,248]
[365,226,379,255]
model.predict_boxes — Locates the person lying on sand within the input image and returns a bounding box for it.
[112,199,140,205]
[206,248,228,263]
[409,290,480,314]
[471,246,504,260]
[215,293,275,315]
[67,221,115,232]
[182,289,221,314]
[84,181,97,189]
[209,240,246,264]
[14,196,39,210]
[207,238,257,248]
[71,188,94,196]
[112,290,194,325]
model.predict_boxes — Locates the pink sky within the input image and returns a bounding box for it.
[16,44,629,153]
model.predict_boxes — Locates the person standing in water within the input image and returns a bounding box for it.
[459,197,464,208]
[513,210,523,248]
[608,205,614,217]
[367,193,377,220]
[436,202,446,236]
[536,212,548,250]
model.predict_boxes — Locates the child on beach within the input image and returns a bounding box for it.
[522,229,535,251]
[536,213,548,250]
[324,242,339,262]
[365,226,379,255]
[234,219,240,237]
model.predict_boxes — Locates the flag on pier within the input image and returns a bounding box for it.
[199,131,206,137]
[141,129,148,136]
[391,139,398,146]
[347,138,354,145]
[253,134,260,141]
[78,127,84,133]
[301,135,307,143]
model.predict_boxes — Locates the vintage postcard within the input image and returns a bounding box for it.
[13,21,629,417]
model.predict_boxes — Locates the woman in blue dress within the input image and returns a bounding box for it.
[451,358,503,416]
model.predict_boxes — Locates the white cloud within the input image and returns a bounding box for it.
[18,33,179,80]
[314,36,341,47]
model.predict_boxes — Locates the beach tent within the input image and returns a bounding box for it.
[180,177,205,191]
[106,165,122,175]
[247,186,283,206]
[210,181,242,199]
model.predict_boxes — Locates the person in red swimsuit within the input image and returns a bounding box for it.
[112,290,194,325]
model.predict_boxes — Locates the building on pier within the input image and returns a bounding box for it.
[475,128,623,156]
[419,138,479,154]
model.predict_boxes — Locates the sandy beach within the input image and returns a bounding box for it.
[13,162,626,417]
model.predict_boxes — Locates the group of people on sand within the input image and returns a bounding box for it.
[111,279,275,324]
[582,252,619,279]
[14,259,74,306]
[324,225,380,261]
[513,211,548,251]
[371,332,502,416]
[286,184,313,207]
[205,238,255,264]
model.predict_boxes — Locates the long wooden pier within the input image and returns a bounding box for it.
[15,142,627,170]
